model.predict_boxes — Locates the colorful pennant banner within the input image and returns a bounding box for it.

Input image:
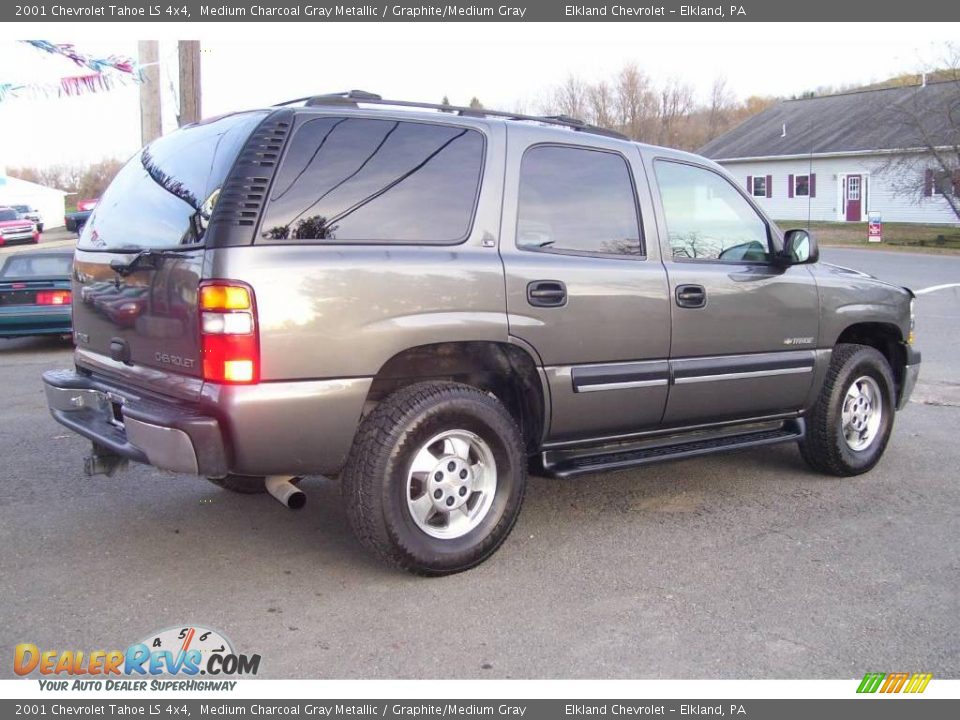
[0,40,142,102]
[0,73,139,102]
[20,40,140,77]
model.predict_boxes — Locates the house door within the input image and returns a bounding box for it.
[845,174,862,221]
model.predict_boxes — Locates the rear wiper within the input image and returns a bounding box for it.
[109,249,190,276]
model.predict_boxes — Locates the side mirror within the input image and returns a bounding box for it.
[780,228,819,265]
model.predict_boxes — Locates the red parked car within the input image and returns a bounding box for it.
[0,206,40,246]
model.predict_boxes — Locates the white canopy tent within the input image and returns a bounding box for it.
[0,174,68,230]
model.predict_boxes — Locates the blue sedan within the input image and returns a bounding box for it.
[0,249,74,339]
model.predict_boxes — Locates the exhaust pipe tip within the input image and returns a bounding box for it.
[265,476,306,510]
[286,489,306,510]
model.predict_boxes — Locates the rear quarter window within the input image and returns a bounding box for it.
[259,117,484,244]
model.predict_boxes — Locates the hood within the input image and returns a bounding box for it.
[820,261,913,297]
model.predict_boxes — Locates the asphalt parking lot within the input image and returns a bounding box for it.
[0,247,957,679]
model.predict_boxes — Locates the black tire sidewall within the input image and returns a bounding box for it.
[380,393,525,573]
[827,349,896,473]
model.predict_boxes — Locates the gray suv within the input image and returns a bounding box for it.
[43,92,920,575]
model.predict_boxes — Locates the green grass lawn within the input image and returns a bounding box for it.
[776,220,960,253]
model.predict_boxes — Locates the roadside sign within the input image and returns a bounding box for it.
[868,212,882,243]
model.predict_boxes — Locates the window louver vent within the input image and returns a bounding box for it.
[211,114,292,228]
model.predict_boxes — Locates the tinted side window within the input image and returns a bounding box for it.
[655,161,770,262]
[517,146,642,256]
[260,118,484,244]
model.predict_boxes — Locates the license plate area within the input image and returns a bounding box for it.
[106,392,125,429]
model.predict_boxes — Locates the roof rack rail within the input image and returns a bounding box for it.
[272,90,628,140]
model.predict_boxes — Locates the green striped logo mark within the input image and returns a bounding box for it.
[857,673,886,693]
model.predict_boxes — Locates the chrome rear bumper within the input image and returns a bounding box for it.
[42,369,227,476]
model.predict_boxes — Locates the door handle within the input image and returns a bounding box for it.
[675,284,706,308]
[527,280,567,307]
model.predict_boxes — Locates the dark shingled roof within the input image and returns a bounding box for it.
[699,80,960,160]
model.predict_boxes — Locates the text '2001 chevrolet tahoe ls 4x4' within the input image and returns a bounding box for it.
[43,92,920,575]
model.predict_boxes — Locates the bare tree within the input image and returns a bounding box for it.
[587,80,616,129]
[7,164,79,192]
[7,159,123,200]
[552,75,589,120]
[657,78,695,147]
[614,63,657,142]
[534,64,771,150]
[707,76,734,137]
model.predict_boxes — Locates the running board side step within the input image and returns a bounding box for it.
[541,419,805,479]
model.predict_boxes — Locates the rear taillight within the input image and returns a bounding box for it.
[199,281,259,384]
[36,290,72,306]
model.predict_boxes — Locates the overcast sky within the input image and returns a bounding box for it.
[1,23,956,169]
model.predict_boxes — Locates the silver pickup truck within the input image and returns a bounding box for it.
[43,92,919,575]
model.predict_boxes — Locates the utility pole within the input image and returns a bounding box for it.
[178,41,201,127]
[138,41,162,146]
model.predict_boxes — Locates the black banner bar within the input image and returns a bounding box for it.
[2,699,959,720]
[6,0,960,23]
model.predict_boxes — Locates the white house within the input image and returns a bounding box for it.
[699,81,960,225]
[0,173,68,229]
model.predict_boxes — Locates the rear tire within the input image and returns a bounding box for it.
[341,381,527,576]
[206,474,266,494]
[799,343,896,476]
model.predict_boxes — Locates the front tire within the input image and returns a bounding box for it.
[799,343,896,476]
[342,382,527,576]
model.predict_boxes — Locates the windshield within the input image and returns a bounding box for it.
[0,208,19,221]
[12,205,30,213]
[79,111,267,252]
[1,254,72,279]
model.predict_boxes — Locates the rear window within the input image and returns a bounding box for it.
[1,254,72,279]
[259,117,484,244]
[79,111,268,252]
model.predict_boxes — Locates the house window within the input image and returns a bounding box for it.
[847,175,861,201]
[934,171,954,196]
[751,176,767,197]
[795,175,810,196]
[925,168,958,197]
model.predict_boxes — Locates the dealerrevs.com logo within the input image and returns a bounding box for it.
[15,626,260,691]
